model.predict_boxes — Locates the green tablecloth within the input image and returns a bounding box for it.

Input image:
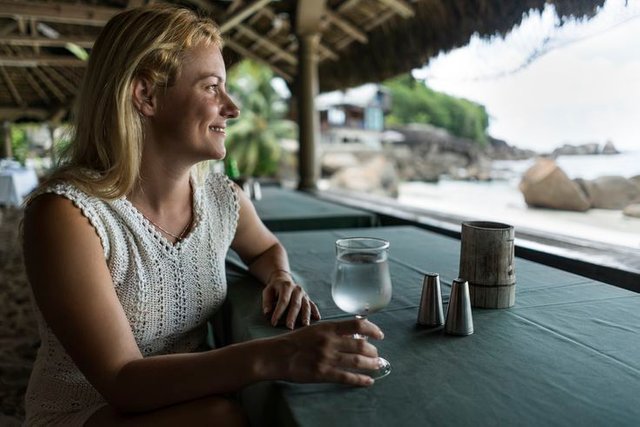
[224,226,640,426]
[250,187,377,231]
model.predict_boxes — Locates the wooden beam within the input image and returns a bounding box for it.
[0,0,121,26]
[259,5,338,64]
[334,7,396,52]
[224,38,292,82]
[317,42,338,61]
[0,107,48,121]
[0,66,25,107]
[0,35,94,48]
[41,66,77,94]
[0,22,17,36]
[235,24,297,65]
[269,39,296,64]
[49,107,67,124]
[227,0,245,15]
[0,55,86,67]
[325,10,367,44]
[183,0,216,13]
[30,67,66,102]
[24,68,51,104]
[29,18,39,55]
[337,0,362,13]
[365,9,397,31]
[219,0,273,33]
[376,0,415,18]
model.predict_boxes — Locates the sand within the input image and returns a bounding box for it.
[399,180,640,250]
[0,208,38,423]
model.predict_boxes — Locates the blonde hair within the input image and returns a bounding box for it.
[44,4,222,199]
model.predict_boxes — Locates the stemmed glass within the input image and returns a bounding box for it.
[331,237,392,379]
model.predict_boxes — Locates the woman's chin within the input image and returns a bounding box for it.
[206,147,226,161]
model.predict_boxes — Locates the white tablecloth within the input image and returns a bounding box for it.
[0,166,39,206]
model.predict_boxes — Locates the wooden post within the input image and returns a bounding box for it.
[295,0,325,191]
[459,221,516,308]
[296,33,320,190]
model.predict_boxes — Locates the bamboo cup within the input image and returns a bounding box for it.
[459,221,516,308]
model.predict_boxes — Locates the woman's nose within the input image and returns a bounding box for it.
[223,95,240,119]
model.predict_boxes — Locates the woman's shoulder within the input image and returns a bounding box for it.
[202,172,238,201]
[26,179,112,257]
[199,171,240,230]
[23,192,105,260]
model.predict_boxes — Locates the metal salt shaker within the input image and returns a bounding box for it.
[445,278,474,336]
[417,273,444,327]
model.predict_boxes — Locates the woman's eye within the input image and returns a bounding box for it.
[207,85,219,93]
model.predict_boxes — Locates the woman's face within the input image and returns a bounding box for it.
[148,43,239,164]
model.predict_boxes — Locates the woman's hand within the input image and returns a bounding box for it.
[269,318,385,386]
[263,271,321,329]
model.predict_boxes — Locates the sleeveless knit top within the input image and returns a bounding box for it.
[24,173,239,426]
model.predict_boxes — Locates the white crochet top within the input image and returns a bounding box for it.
[24,173,239,426]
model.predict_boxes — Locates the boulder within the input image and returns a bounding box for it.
[519,158,590,211]
[330,155,399,197]
[578,176,640,209]
[623,203,640,218]
[601,140,619,155]
[552,143,599,156]
[321,151,359,175]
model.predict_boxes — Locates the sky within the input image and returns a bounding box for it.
[412,0,640,152]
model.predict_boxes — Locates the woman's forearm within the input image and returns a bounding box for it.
[108,319,384,414]
[246,242,290,285]
[109,337,284,413]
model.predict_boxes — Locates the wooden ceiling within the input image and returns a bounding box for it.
[0,0,606,122]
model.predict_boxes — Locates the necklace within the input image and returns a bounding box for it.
[140,210,193,241]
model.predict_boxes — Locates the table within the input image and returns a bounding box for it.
[0,165,39,207]
[224,226,640,426]
[250,187,378,231]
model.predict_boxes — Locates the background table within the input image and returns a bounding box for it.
[250,187,378,231]
[224,226,640,426]
[0,165,39,207]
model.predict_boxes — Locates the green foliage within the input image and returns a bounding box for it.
[51,125,73,166]
[225,60,296,177]
[10,126,29,165]
[383,74,490,145]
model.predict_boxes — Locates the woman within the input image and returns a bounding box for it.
[22,4,384,426]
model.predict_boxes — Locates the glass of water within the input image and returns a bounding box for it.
[331,237,392,379]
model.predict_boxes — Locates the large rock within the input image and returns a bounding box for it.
[552,143,599,156]
[601,140,619,155]
[330,155,399,197]
[623,204,640,218]
[321,151,359,175]
[578,176,640,209]
[519,158,590,211]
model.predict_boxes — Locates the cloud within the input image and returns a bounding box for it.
[417,0,640,151]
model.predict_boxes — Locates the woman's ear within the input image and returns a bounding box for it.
[132,78,156,117]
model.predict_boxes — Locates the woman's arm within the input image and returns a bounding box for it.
[24,194,383,414]
[230,184,320,329]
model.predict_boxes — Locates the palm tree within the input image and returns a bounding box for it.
[225,60,296,177]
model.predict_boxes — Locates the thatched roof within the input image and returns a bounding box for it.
[0,0,606,122]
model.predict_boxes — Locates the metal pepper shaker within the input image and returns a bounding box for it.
[445,278,474,336]
[417,273,444,327]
